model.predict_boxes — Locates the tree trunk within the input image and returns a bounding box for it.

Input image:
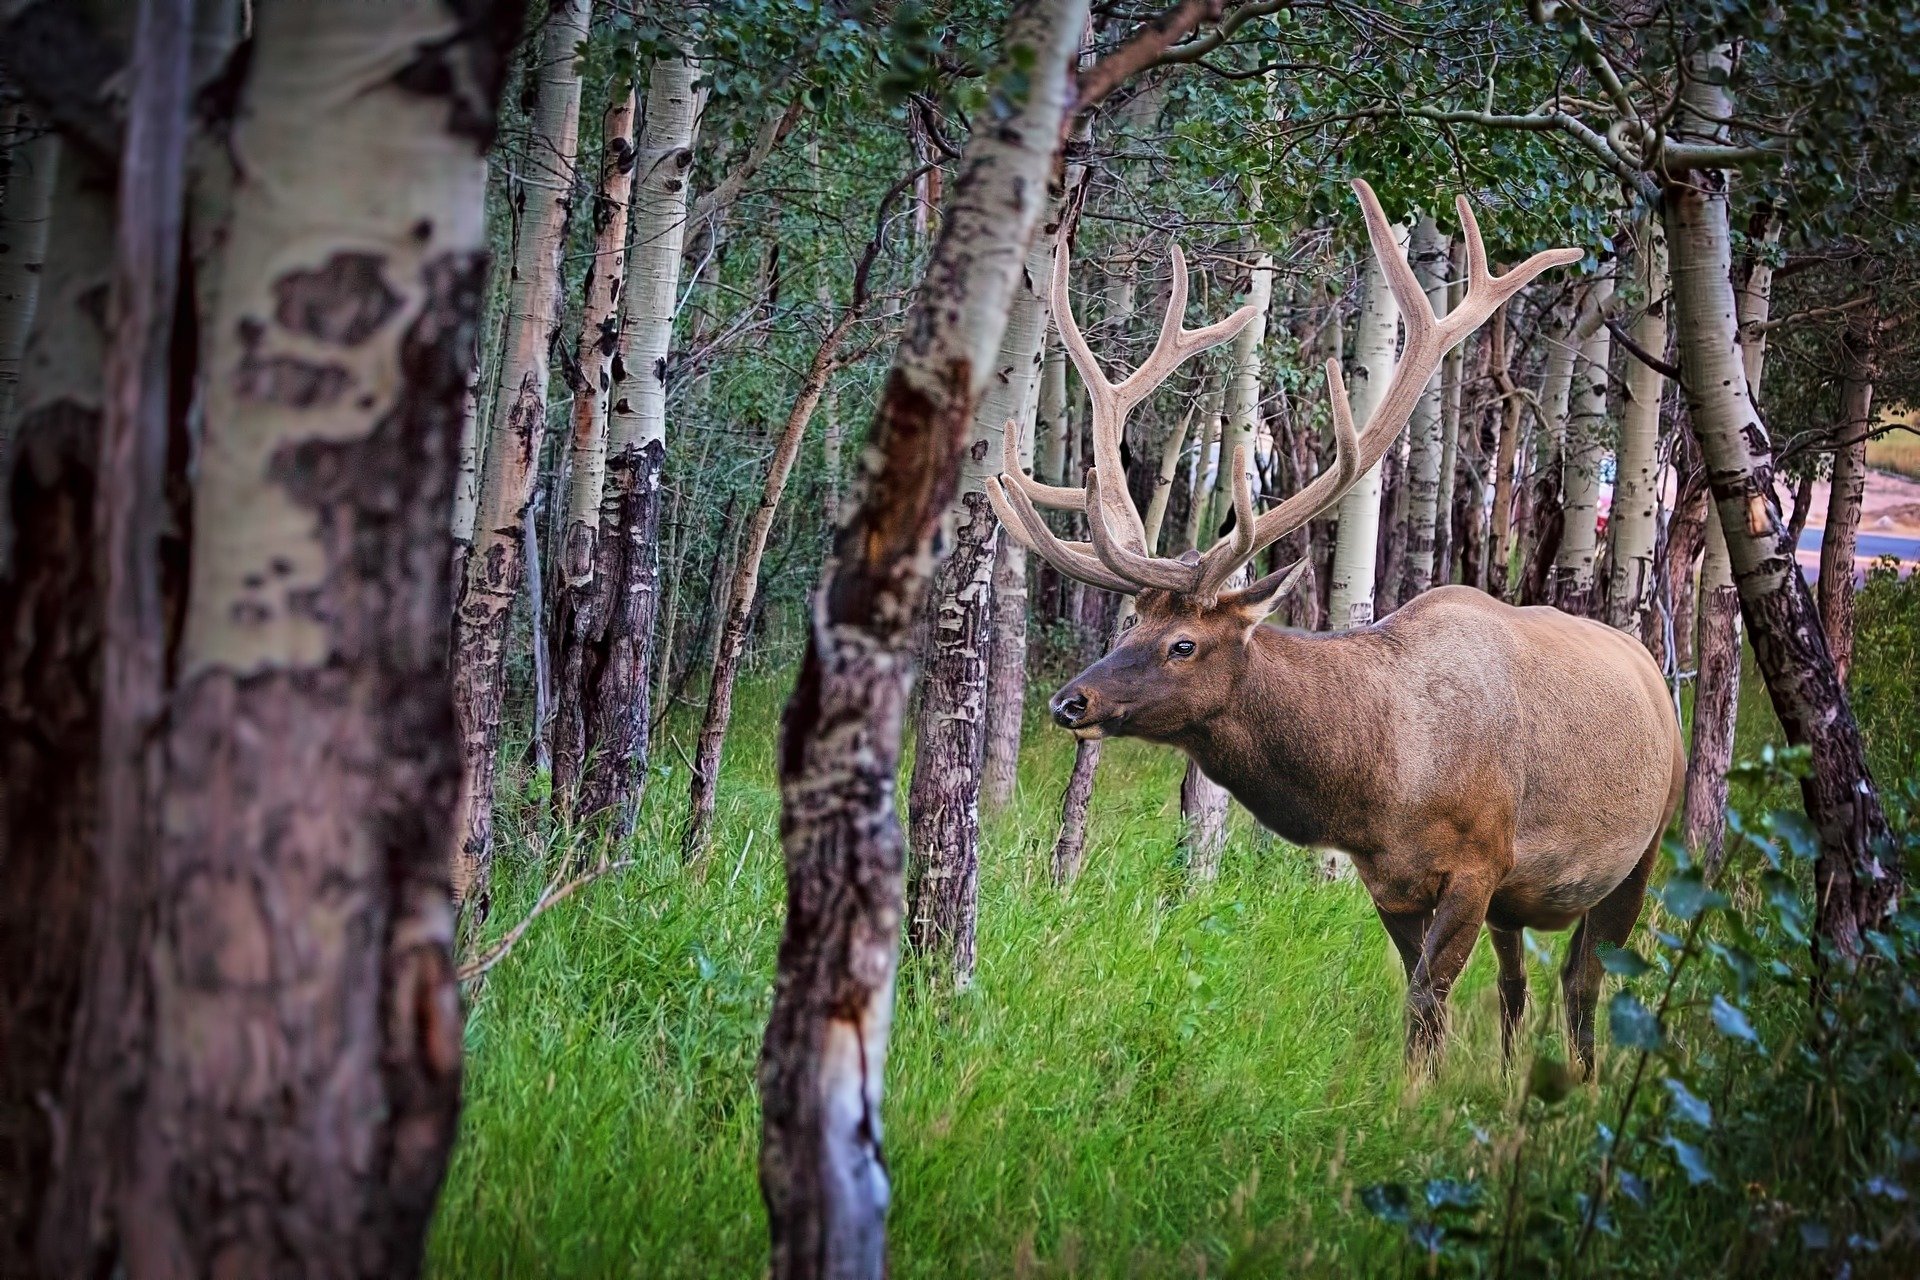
[1684,515,1743,875]
[1605,217,1666,633]
[1327,220,1406,629]
[1179,227,1269,879]
[1401,214,1448,599]
[1663,44,1894,957]
[449,0,586,915]
[685,325,847,865]
[566,49,698,838]
[1434,254,1466,583]
[1486,301,1522,598]
[1553,297,1612,615]
[0,99,116,1279]
[31,1,514,1271]
[758,1,1085,1270]
[1819,311,1875,684]
[0,105,58,511]
[551,72,638,810]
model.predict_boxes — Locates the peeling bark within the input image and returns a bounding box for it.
[550,73,638,810]
[758,1,1086,1269]
[449,0,585,914]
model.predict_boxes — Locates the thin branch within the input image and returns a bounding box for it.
[1077,0,1222,111]
[1149,0,1296,68]
[1605,316,1681,381]
[458,859,658,983]
[685,95,805,230]
[1745,295,1873,337]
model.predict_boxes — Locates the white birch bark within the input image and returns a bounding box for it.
[448,0,587,910]
[1402,214,1449,597]
[0,107,57,443]
[1604,217,1666,632]
[1326,219,1407,630]
[1554,307,1612,611]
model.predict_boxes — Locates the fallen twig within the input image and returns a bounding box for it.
[457,858,656,983]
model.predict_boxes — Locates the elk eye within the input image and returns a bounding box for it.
[1169,639,1196,659]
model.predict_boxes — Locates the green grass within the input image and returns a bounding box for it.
[431,658,1795,1278]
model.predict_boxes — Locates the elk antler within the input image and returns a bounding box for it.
[991,179,1582,603]
[987,240,1260,592]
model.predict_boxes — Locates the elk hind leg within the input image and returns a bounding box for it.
[1489,926,1528,1067]
[1562,838,1657,1078]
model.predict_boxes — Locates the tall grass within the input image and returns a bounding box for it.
[431,650,1810,1277]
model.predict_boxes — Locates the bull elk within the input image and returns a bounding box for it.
[989,181,1684,1073]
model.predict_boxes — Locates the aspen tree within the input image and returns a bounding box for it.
[1182,228,1270,883]
[1818,308,1877,683]
[759,1,1087,1267]
[1402,214,1449,597]
[0,106,56,451]
[552,60,639,812]
[907,134,1071,974]
[1434,245,1466,580]
[1663,44,1893,943]
[1326,220,1407,629]
[1553,290,1612,615]
[567,47,698,835]
[449,0,587,913]
[1605,217,1666,632]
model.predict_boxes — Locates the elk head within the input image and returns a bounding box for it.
[987,180,1580,746]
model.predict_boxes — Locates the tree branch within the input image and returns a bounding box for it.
[1076,0,1221,111]
[1604,315,1681,381]
[685,95,804,230]
[1149,0,1295,69]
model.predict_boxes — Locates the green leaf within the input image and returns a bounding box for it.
[1609,991,1664,1052]
[1529,1055,1575,1105]
[1598,943,1653,978]
[1661,1132,1715,1186]
[1710,995,1760,1046]
[1663,1077,1714,1128]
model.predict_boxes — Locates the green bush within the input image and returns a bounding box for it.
[1852,560,1920,783]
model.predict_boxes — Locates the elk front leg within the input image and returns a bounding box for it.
[1406,873,1497,1074]
[1488,926,1528,1068]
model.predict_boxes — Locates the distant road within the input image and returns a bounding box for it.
[1795,527,1920,580]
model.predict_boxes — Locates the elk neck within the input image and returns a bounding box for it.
[1167,622,1401,852]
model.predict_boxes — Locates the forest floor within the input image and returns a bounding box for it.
[430,653,1794,1278]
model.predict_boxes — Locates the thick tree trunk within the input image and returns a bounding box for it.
[0,119,115,1277]
[758,2,1085,1271]
[550,73,638,809]
[1326,221,1406,629]
[1401,214,1448,599]
[685,327,845,865]
[1553,302,1612,615]
[32,2,514,1271]
[1663,46,1894,956]
[1818,312,1875,683]
[1605,219,1666,633]
[449,0,586,915]
[566,49,697,838]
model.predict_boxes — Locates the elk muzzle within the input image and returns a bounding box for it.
[1050,682,1115,738]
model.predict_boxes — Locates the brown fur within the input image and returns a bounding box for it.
[1051,583,1685,1073]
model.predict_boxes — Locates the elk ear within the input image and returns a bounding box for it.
[1221,559,1310,624]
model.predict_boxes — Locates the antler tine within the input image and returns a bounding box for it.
[986,476,1141,595]
[1190,183,1579,596]
[1351,179,1431,344]
[998,417,1083,510]
[1084,466,1201,591]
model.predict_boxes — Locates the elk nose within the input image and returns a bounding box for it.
[1052,689,1089,727]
